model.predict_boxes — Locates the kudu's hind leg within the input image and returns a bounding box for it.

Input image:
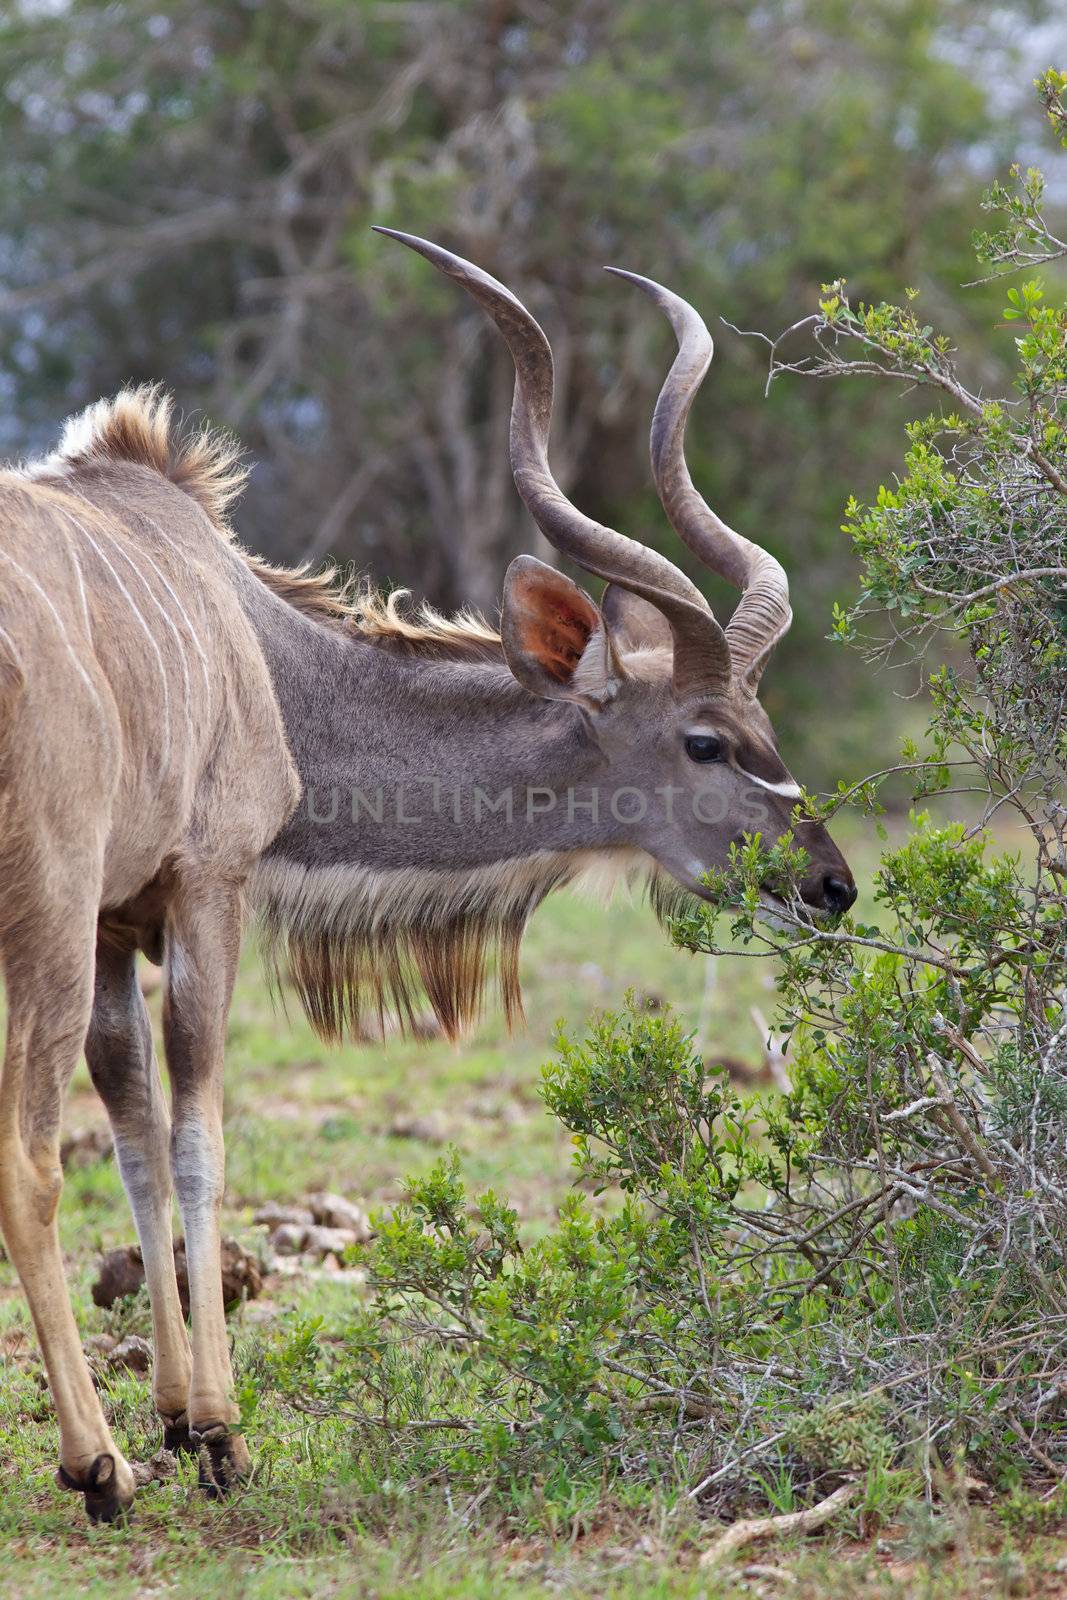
[86,938,193,1450]
[163,875,249,1496]
[0,920,136,1521]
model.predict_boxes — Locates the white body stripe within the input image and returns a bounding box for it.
[94,492,213,697]
[133,539,212,696]
[0,623,21,672]
[69,514,193,725]
[70,520,172,756]
[68,544,93,638]
[0,550,101,705]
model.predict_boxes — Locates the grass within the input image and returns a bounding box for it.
[2,814,1065,1596]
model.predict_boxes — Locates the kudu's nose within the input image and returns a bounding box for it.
[822,874,857,915]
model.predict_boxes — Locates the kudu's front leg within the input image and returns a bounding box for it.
[0,915,136,1522]
[163,874,249,1496]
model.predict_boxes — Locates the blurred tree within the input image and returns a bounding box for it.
[0,0,1059,774]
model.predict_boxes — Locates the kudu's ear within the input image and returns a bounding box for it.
[601,584,673,652]
[501,556,625,708]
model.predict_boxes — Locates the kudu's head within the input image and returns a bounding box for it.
[375,230,856,919]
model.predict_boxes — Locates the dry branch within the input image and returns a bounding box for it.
[698,1479,861,1569]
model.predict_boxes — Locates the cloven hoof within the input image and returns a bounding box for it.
[161,1413,196,1455]
[56,1452,136,1523]
[191,1423,251,1499]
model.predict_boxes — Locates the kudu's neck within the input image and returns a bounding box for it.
[238,574,618,875]
[232,570,641,1041]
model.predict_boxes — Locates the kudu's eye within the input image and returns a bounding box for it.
[685,733,725,763]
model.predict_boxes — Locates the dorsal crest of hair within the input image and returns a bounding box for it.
[24,385,503,651]
[25,383,248,528]
[348,585,500,654]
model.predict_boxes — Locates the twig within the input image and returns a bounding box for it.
[925,1055,998,1182]
[698,1480,860,1568]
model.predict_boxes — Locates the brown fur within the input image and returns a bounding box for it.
[23,387,511,1044]
[240,567,503,655]
[253,847,673,1047]
[237,568,502,656]
[246,557,351,621]
[349,584,500,655]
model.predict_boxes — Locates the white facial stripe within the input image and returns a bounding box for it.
[686,726,803,799]
[738,769,802,798]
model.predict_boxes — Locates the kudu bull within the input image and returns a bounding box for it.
[0,234,854,1520]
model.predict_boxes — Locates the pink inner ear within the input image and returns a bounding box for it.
[517,577,598,683]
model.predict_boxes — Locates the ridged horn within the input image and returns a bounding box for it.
[606,268,792,687]
[373,227,732,700]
